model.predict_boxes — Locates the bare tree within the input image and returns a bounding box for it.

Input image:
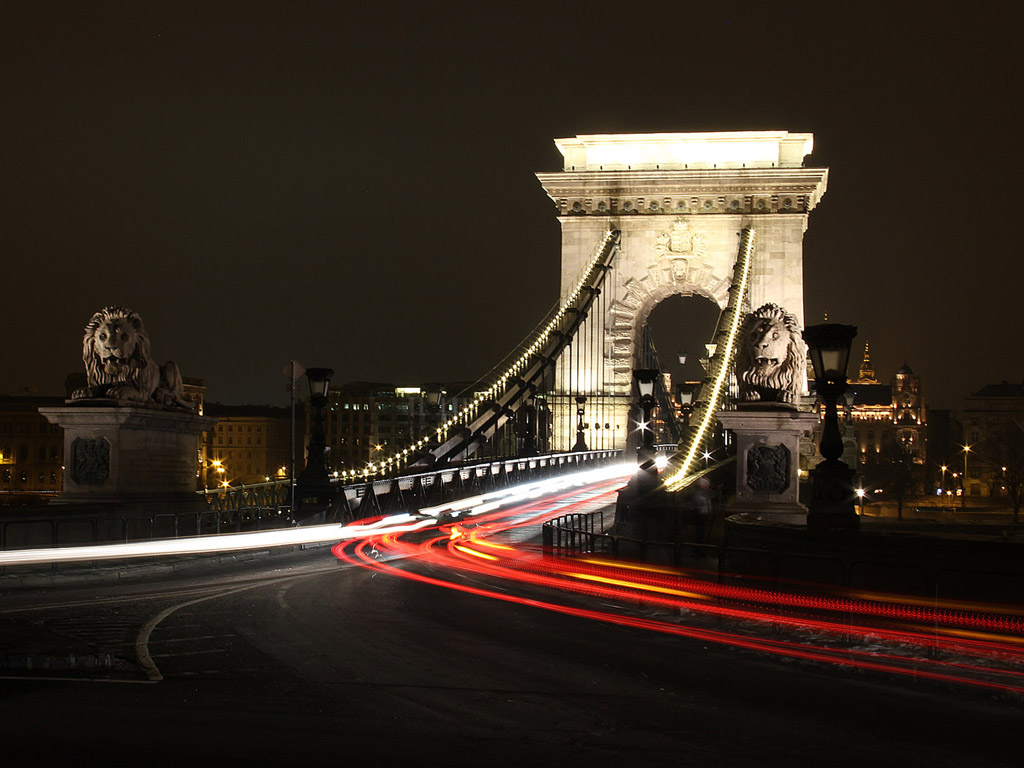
[863,439,921,521]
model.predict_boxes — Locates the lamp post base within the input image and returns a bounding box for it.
[294,471,334,525]
[808,459,859,534]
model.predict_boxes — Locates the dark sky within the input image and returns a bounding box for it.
[3,4,1019,410]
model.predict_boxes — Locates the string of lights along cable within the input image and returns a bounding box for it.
[340,229,621,481]
[663,227,755,492]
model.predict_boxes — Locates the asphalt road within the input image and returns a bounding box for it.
[1,546,1021,767]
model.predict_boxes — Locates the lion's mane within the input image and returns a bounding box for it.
[735,303,804,404]
[73,305,192,408]
[80,306,155,395]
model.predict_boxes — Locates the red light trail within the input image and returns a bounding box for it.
[332,475,1024,696]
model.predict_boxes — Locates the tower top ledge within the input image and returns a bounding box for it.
[554,131,814,172]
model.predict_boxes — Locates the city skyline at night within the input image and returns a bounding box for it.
[3,6,1019,411]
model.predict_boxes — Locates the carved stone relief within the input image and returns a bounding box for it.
[746,444,790,493]
[72,437,110,484]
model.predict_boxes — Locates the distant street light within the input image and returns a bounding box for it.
[961,444,971,511]
[572,395,589,452]
[633,368,659,493]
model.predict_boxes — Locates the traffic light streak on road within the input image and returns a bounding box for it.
[332,479,1024,696]
[4,462,1021,693]
[0,464,634,568]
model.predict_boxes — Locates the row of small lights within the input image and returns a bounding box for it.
[336,230,619,482]
[663,228,755,492]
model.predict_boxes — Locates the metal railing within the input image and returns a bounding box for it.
[0,449,622,554]
[333,449,622,522]
[542,505,1024,604]
[201,480,290,513]
[543,506,719,564]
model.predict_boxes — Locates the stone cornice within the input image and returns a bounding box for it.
[536,167,828,215]
[39,404,217,433]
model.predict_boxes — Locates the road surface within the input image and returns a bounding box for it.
[1,542,1020,767]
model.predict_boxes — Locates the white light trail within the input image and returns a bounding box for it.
[0,513,435,567]
[0,463,635,568]
[418,462,634,519]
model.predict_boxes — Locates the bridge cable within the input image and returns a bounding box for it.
[361,229,622,475]
[662,226,755,493]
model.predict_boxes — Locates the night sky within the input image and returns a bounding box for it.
[3,4,1019,411]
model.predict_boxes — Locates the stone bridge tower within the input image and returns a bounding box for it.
[536,131,829,451]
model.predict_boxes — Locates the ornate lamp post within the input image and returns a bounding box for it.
[634,368,660,493]
[572,395,588,452]
[803,324,858,533]
[295,366,334,523]
[424,384,444,454]
[535,393,550,454]
[516,394,538,456]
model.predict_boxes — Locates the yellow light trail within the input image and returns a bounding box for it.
[576,557,686,576]
[453,544,499,562]
[561,571,709,600]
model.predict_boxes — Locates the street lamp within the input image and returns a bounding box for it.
[516,393,538,457]
[572,395,588,452]
[419,384,446,461]
[940,464,947,494]
[295,367,334,524]
[803,323,858,533]
[961,443,970,511]
[204,458,227,491]
[633,368,660,493]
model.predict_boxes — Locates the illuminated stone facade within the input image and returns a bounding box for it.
[827,345,927,478]
[0,395,65,498]
[204,404,294,488]
[536,132,828,450]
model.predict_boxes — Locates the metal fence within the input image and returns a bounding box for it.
[542,506,1024,604]
[1,449,622,553]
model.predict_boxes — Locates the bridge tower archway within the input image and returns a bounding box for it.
[536,132,829,451]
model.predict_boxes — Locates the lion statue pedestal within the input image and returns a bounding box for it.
[717,406,818,521]
[717,302,816,524]
[38,306,217,513]
[39,403,216,509]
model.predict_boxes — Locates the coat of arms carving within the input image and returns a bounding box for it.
[655,218,708,262]
[746,444,790,493]
[72,437,110,485]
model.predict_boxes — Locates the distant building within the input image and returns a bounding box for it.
[319,382,473,473]
[960,381,1024,498]
[0,394,66,499]
[813,343,928,485]
[203,403,295,488]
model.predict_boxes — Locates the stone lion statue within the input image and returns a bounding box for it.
[735,303,805,405]
[71,306,193,409]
